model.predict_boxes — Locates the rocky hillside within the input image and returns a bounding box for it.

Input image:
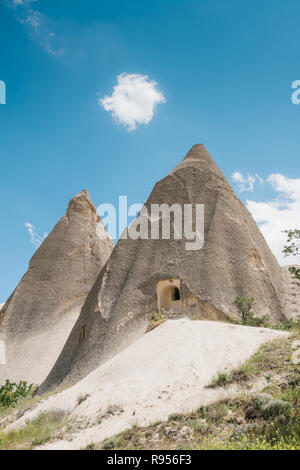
[1,319,298,450]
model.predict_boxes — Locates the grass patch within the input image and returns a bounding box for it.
[184,433,299,450]
[209,373,229,388]
[146,312,167,333]
[102,426,142,450]
[98,384,299,450]
[208,333,300,388]
[0,385,63,426]
[168,413,183,423]
[183,387,300,450]
[96,332,300,451]
[83,442,95,450]
[0,410,67,450]
[103,437,126,450]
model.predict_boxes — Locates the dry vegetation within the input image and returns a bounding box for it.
[0,327,299,450]
[0,410,69,450]
[97,330,300,451]
[146,312,167,333]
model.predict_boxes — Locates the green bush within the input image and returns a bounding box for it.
[233,296,255,325]
[261,400,291,420]
[232,296,271,326]
[168,413,183,422]
[0,380,34,408]
[210,373,229,388]
[245,393,272,419]
[231,296,288,328]
[146,312,167,333]
[103,439,115,450]
[283,229,300,281]
[282,317,300,330]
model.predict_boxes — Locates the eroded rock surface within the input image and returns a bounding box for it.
[39,145,286,393]
[280,265,300,320]
[0,190,113,384]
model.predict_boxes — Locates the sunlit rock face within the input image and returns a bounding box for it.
[0,190,113,385]
[39,145,285,394]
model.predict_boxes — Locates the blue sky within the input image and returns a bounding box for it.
[1,0,300,301]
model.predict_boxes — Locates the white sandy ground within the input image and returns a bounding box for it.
[7,319,288,450]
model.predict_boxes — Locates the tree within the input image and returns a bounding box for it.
[233,296,269,326]
[283,229,300,281]
[233,296,255,325]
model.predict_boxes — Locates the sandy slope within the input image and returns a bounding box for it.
[9,319,288,450]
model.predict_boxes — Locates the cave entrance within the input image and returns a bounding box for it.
[157,279,182,313]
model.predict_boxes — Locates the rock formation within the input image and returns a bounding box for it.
[281,265,300,320]
[0,190,113,384]
[39,144,286,393]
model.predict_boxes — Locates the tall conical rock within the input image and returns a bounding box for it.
[0,190,113,384]
[39,145,286,393]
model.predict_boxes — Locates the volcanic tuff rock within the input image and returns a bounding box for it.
[280,265,300,320]
[39,144,286,394]
[0,190,113,384]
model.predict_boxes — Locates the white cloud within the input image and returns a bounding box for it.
[21,9,42,29]
[99,73,166,131]
[232,171,263,192]
[244,174,300,265]
[25,222,47,248]
[6,0,38,9]
[5,0,63,57]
